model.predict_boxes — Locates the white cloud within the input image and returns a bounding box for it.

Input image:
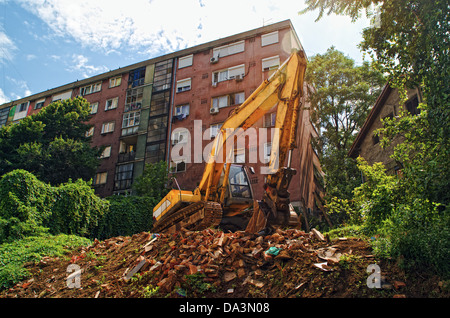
[16,0,370,62]
[0,88,10,105]
[5,76,32,99]
[68,54,108,78]
[15,0,303,56]
[0,27,17,65]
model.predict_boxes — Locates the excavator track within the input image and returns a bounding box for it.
[152,201,223,234]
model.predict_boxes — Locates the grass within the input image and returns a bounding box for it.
[0,234,91,290]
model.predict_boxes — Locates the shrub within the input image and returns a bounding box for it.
[93,195,157,240]
[325,197,361,226]
[384,199,450,275]
[50,179,109,236]
[353,157,400,235]
[0,170,108,243]
[353,157,449,276]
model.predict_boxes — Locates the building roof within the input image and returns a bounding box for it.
[0,19,300,109]
[347,82,392,158]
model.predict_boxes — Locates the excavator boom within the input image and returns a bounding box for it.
[152,50,308,233]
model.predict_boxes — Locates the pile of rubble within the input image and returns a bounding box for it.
[123,227,325,294]
[1,227,385,298]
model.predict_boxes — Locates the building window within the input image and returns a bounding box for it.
[90,102,98,114]
[114,163,134,190]
[178,54,193,69]
[109,76,122,88]
[153,59,173,92]
[263,112,276,127]
[0,107,10,128]
[174,104,189,119]
[17,102,28,112]
[212,64,245,84]
[34,99,45,110]
[150,91,170,117]
[80,82,102,96]
[146,142,166,163]
[172,128,189,145]
[125,87,143,112]
[405,95,420,115]
[122,111,140,128]
[262,56,280,72]
[105,97,119,111]
[170,160,186,173]
[101,121,115,134]
[13,102,29,121]
[210,123,223,139]
[212,92,245,109]
[264,142,272,163]
[212,40,245,59]
[100,145,111,158]
[147,116,168,143]
[85,126,94,137]
[129,67,146,88]
[176,78,191,93]
[93,172,108,185]
[122,111,140,136]
[261,31,279,46]
[52,90,72,102]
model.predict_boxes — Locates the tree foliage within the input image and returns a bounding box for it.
[133,161,171,201]
[305,47,385,199]
[0,97,101,185]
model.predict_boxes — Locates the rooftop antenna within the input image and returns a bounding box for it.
[263,18,273,26]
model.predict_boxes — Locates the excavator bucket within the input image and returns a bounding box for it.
[245,201,268,234]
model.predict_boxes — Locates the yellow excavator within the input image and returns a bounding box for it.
[152,50,308,234]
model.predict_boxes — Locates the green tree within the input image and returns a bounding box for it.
[300,0,450,207]
[0,97,101,185]
[305,47,385,200]
[133,161,171,201]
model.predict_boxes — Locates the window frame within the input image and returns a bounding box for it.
[94,172,108,185]
[80,82,102,96]
[100,145,112,159]
[90,102,99,114]
[105,97,119,111]
[178,54,193,69]
[176,78,192,93]
[261,31,279,47]
[109,76,122,88]
[101,121,115,134]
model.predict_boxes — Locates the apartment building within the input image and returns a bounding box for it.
[0,20,323,213]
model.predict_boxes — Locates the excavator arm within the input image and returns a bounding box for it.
[195,51,307,202]
[152,50,307,233]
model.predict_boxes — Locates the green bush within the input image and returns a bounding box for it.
[50,179,109,236]
[353,157,449,276]
[93,195,157,240]
[384,199,450,275]
[0,170,108,243]
[0,234,91,290]
[353,157,400,235]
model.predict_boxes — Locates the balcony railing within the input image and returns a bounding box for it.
[118,152,136,163]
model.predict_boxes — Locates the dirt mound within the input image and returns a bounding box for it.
[1,228,447,299]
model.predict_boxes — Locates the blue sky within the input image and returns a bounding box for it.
[0,0,373,104]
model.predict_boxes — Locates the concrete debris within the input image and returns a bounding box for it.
[310,228,325,241]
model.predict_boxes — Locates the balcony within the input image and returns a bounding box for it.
[118,151,136,163]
